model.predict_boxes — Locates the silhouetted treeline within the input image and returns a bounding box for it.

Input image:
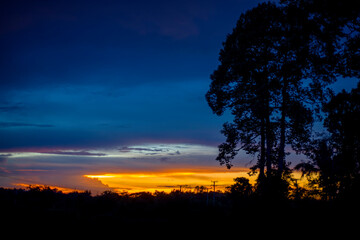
[0,186,229,228]
[1,183,358,229]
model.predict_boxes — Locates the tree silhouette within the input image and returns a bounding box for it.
[206,2,285,177]
[206,2,338,196]
[296,83,360,200]
[295,139,338,200]
[324,82,360,199]
[226,177,253,199]
[206,3,273,174]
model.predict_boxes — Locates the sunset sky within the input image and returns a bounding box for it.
[0,0,357,194]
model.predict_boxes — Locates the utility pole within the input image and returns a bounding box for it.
[206,187,209,206]
[211,181,218,192]
[211,181,218,206]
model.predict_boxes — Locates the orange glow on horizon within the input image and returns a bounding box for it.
[84,168,254,193]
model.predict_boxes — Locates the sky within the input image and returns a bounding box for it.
[0,0,358,194]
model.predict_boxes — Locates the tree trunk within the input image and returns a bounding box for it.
[278,109,286,174]
[259,118,266,179]
[264,79,272,177]
[265,110,272,176]
[278,80,288,175]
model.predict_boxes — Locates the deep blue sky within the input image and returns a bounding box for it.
[0,0,358,192]
[0,0,271,151]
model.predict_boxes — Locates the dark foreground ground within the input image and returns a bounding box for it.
[0,187,358,234]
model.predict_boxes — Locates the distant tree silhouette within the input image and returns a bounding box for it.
[226,177,253,200]
[194,185,207,193]
[295,139,338,199]
[296,83,360,200]
[324,83,360,199]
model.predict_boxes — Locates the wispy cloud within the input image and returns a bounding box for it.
[39,150,107,157]
[118,146,165,153]
[0,153,12,163]
[118,146,181,156]
[96,123,131,129]
[168,151,181,156]
[0,105,23,112]
[0,121,54,128]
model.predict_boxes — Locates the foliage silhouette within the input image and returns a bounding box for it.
[226,177,253,201]
[296,83,360,200]
[206,0,360,199]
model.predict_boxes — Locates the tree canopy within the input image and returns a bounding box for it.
[207,0,360,197]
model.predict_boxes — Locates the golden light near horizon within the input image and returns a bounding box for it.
[84,168,254,193]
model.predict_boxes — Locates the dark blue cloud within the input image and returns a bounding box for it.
[39,150,107,156]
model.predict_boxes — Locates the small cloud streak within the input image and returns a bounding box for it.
[118,145,182,156]
[39,150,107,157]
[119,146,165,153]
[0,121,54,128]
[0,153,12,163]
[0,105,24,112]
